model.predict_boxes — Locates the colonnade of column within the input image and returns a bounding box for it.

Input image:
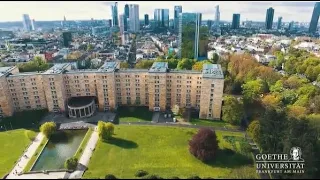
[68,101,96,118]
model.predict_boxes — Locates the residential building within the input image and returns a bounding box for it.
[0,62,224,120]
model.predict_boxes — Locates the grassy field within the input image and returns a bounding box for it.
[84,125,256,179]
[23,136,48,173]
[74,128,93,160]
[0,129,37,177]
[117,106,153,123]
[189,118,239,130]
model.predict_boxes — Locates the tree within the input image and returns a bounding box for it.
[261,94,282,109]
[189,128,219,162]
[222,96,244,125]
[120,62,129,68]
[97,121,115,140]
[40,122,57,138]
[64,157,78,170]
[309,95,320,113]
[247,120,260,143]
[135,60,154,69]
[18,57,50,72]
[87,44,94,51]
[241,79,264,103]
[287,105,307,118]
[25,130,35,141]
[135,170,148,177]
[283,75,308,89]
[192,60,212,71]
[255,66,281,85]
[177,58,196,70]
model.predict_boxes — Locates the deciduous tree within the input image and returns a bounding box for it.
[222,96,244,125]
[40,122,57,138]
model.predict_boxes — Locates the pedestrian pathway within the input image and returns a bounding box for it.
[6,133,45,179]
[68,127,99,179]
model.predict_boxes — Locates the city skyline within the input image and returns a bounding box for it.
[0,1,317,22]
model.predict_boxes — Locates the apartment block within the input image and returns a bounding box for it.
[0,62,224,120]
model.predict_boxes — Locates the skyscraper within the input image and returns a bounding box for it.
[31,19,36,31]
[277,17,282,30]
[174,6,182,31]
[119,14,125,35]
[144,14,149,26]
[207,20,213,29]
[231,14,240,29]
[129,4,139,32]
[214,5,220,27]
[22,14,32,31]
[265,7,274,30]
[124,4,129,18]
[309,2,320,33]
[111,2,119,27]
[178,13,204,59]
[154,9,169,28]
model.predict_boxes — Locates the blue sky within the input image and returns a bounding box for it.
[0,1,316,22]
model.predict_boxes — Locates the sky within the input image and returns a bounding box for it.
[0,1,317,22]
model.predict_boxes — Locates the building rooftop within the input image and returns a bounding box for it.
[202,64,224,79]
[43,63,71,74]
[98,62,119,73]
[149,62,168,73]
[0,66,16,77]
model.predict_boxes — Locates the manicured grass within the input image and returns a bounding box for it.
[189,118,239,130]
[0,129,37,177]
[23,136,48,173]
[118,106,153,122]
[84,125,255,179]
[74,128,94,160]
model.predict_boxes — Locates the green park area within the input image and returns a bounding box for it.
[0,129,37,177]
[84,125,256,179]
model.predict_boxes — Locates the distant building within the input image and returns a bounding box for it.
[62,32,72,47]
[111,2,119,27]
[119,14,125,35]
[178,12,203,59]
[31,19,36,31]
[174,6,182,31]
[288,21,294,31]
[265,7,274,30]
[207,20,213,29]
[107,19,112,27]
[277,16,282,30]
[22,14,32,31]
[129,4,139,32]
[124,4,129,18]
[214,5,220,27]
[154,9,169,28]
[144,14,149,25]
[309,2,320,33]
[231,14,240,29]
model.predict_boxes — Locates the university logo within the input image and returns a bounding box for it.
[255,147,305,174]
[289,147,304,162]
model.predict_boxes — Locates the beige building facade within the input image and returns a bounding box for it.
[0,62,224,120]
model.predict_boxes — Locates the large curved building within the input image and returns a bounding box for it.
[0,61,224,120]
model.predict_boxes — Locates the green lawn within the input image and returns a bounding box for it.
[118,106,153,123]
[23,136,48,173]
[74,128,93,160]
[84,125,256,179]
[189,118,239,130]
[0,129,37,177]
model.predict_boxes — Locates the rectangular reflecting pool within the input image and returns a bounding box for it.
[31,130,87,171]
